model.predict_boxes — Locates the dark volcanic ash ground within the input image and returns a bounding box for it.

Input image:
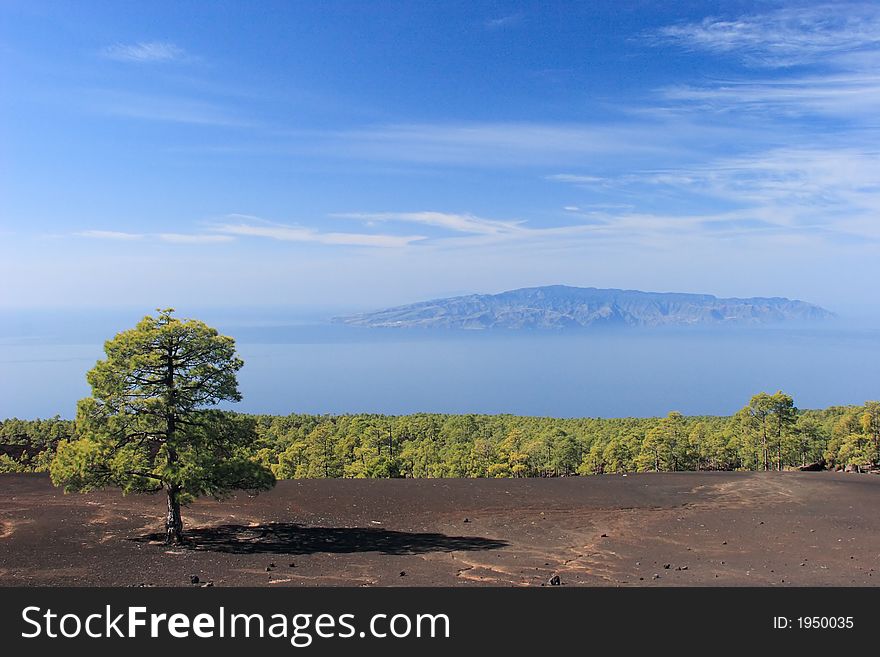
[1,472,877,587]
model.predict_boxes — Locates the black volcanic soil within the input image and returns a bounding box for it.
[1,472,879,586]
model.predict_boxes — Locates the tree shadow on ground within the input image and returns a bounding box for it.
[132,522,508,555]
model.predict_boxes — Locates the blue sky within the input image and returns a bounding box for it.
[2,1,879,315]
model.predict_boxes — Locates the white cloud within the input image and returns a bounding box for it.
[329,121,699,167]
[332,203,855,249]
[654,4,880,68]
[335,211,525,236]
[485,14,523,30]
[77,230,232,244]
[546,174,607,185]
[102,41,186,63]
[548,146,880,243]
[334,210,641,249]
[660,73,880,120]
[212,216,424,248]
[78,217,423,249]
[157,233,234,244]
[647,5,880,124]
[77,230,144,240]
[88,90,252,127]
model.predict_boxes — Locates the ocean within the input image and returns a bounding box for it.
[0,309,877,419]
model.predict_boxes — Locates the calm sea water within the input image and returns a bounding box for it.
[0,310,878,419]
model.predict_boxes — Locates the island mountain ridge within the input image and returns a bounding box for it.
[334,285,833,329]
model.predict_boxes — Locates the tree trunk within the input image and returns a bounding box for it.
[165,486,183,544]
[163,344,183,545]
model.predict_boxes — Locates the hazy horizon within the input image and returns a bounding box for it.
[2,305,878,420]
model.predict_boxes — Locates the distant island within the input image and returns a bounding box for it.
[334,285,833,329]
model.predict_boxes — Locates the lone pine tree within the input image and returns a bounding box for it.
[50,309,275,544]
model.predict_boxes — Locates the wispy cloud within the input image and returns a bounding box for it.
[555,147,880,206]
[77,229,231,244]
[328,121,721,167]
[646,4,880,124]
[76,230,144,240]
[331,200,871,249]
[212,216,424,248]
[516,3,876,250]
[157,233,234,244]
[546,174,607,185]
[102,41,187,63]
[548,145,880,243]
[485,14,523,30]
[654,4,880,68]
[336,210,627,248]
[660,72,880,120]
[334,211,525,236]
[87,90,253,127]
[76,218,423,249]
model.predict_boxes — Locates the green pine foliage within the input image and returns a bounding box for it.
[43,309,275,543]
[5,396,878,478]
[243,399,874,476]
[5,396,877,479]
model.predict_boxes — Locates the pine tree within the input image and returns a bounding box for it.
[50,309,274,543]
